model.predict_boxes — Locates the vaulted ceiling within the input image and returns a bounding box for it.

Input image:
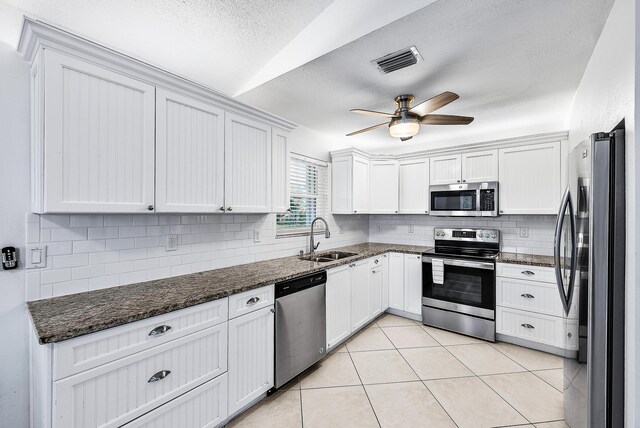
[0,0,615,152]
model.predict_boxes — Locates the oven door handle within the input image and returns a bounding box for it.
[422,257,494,270]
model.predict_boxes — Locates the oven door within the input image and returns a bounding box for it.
[422,257,495,319]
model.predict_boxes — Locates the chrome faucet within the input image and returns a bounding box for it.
[309,217,331,255]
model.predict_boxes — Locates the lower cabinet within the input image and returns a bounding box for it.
[350,259,371,331]
[369,262,383,317]
[388,253,422,316]
[227,305,275,416]
[326,265,352,350]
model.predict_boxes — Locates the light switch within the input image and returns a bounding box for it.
[26,245,47,269]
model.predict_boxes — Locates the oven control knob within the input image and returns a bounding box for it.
[491,233,496,238]
[484,233,490,238]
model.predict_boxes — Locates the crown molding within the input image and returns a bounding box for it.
[18,17,297,131]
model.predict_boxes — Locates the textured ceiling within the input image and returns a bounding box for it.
[0,0,615,153]
[237,0,615,152]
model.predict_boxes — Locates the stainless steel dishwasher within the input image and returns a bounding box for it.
[274,271,327,389]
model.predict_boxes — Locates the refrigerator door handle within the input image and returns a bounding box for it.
[554,187,577,315]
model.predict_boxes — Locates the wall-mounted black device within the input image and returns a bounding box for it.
[2,247,18,270]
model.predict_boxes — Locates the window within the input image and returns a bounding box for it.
[276,154,328,235]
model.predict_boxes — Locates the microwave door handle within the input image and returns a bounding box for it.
[554,187,571,315]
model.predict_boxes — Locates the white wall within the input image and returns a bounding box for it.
[369,215,555,255]
[0,42,31,428]
[289,125,343,162]
[565,0,636,425]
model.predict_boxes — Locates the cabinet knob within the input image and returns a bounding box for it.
[219,207,225,212]
[227,207,233,212]
[148,325,172,337]
[520,293,535,299]
[148,370,171,383]
[499,210,504,214]
[147,205,154,211]
[457,180,461,183]
[462,179,466,183]
[353,210,357,213]
[520,323,535,329]
[425,210,429,214]
[521,270,535,276]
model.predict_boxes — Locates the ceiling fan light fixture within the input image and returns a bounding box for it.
[389,116,420,139]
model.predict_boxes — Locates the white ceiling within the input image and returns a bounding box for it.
[0,0,615,153]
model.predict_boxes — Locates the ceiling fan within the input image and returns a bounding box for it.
[346,91,474,141]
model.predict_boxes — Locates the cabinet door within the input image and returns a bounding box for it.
[228,306,274,416]
[388,253,405,310]
[370,265,383,317]
[430,154,461,185]
[155,89,225,213]
[381,254,390,310]
[43,50,155,213]
[326,265,352,350]
[272,128,291,213]
[398,158,429,214]
[499,142,561,214]
[224,113,272,213]
[404,254,423,315]
[331,156,352,214]
[350,260,370,330]
[462,150,498,182]
[352,155,370,213]
[369,160,399,213]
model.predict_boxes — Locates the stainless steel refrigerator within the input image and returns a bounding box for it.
[554,129,625,427]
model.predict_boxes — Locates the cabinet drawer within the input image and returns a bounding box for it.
[496,306,571,349]
[53,324,227,428]
[228,284,274,319]
[123,374,228,428]
[496,277,565,317]
[53,298,228,380]
[496,263,556,283]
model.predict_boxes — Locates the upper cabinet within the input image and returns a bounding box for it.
[369,160,398,214]
[430,150,498,185]
[224,113,272,213]
[499,142,561,215]
[155,88,225,213]
[398,158,429,214]
[35,50,156,213]
[21,19,294,214]
[331,153,369,214]
[271,128,291,213]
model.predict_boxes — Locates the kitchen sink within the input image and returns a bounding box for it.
[299,251,358,263]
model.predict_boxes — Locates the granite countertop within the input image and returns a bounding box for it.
[496,252,555,268]
[27,242,431,344]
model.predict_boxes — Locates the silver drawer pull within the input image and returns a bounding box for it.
[521,323,535,329]
[246,296,260,306]
[148,370,171,383]
[521,270,535,276]
[148,325,172,337]
[374,259,379,264]
[520,293,535,299]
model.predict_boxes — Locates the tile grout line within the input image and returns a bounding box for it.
[377,320,461,428]
[345,344,383,428]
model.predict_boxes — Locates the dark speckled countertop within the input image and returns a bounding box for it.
[27,242,431,344]
[496,252,555,268]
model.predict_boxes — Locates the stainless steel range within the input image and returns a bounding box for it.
[421,228,499,341]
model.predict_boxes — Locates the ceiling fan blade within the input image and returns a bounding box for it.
[420,114,474,125]
[409,91,459,117]
[350,109,400,119]
[346,122,390,136]
[400,136,413,142]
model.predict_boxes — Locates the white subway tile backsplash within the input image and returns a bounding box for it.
[72,265,105,280]
[103,215,134,227]
[105,238,136,251]
[88,227,119,240]
[89,251,120,265]
[53,254,89,269]
[41,215,70,228]
[70,215,104,228]
[118,226,147,238]
[41,269,72,284]
[89,275,119,291]
[119,270,147,285]
[72,240,106,254]
[50,228,88,242]
[133,215,159,226]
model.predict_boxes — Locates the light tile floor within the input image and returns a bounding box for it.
[226,313,568,428]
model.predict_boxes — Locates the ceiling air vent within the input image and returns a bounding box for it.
[372,46,423,74]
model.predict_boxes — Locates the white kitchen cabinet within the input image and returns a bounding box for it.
[430,154,462,185]
[403,254,423,315]
[380,254,390,310]
[388,253,405,310]
[370,264,383,317]
[369,160,399,213]
[271,128,291,213]
[350,259,371,330]
[398,158,430,214]
[228,305,274,416]
[34,49,156,213]
[499,142,561,215]
[224,113,272,213]
[155,88,225,213]
[326,265,352,350]
[330,153,369,214]
[461,150,498,182]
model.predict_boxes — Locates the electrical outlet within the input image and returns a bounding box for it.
[254,230,261,243]
[339,225,344,234]
[165,234,178,251]
[409,225,415,233]
[519,227,529,238]
[377,224,382,231]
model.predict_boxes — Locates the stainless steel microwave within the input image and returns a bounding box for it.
[429,181,499,217]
